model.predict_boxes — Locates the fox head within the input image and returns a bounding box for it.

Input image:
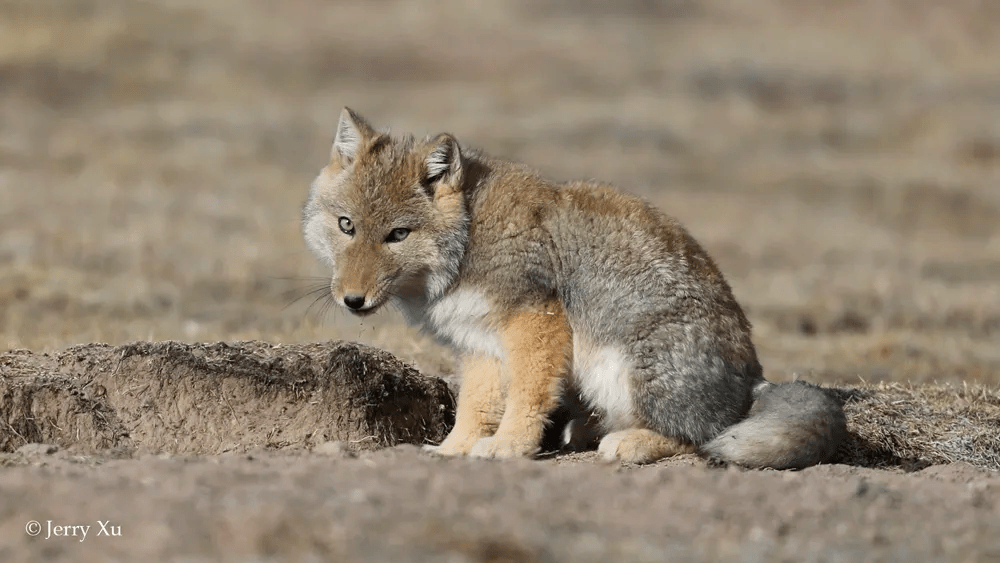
[302,108,469,315]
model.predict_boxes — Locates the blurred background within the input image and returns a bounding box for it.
[0,0,997,386]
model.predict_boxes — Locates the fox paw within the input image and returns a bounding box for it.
[597,431,630,462]
[422,444,460,457]
[468,436,538,460]
[598,429,695,464]
[422,436,478,457]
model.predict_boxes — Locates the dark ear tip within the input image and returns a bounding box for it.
[340,107,360,122]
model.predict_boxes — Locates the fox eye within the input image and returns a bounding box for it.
[338,217,354,235]
[385,228,410,243]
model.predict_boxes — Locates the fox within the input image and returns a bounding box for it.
[302,107,848,469]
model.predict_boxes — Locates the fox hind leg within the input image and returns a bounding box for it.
[598,428,696,464]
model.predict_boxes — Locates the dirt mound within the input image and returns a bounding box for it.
[0,341,455,455]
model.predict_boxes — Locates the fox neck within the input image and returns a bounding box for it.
[425,208,469,302]
[394,151,491,324]
[422,153,486,303]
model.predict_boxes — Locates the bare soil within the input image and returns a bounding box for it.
[1,446,998,563]
[1,0,999,561]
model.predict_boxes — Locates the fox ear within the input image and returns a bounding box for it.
[331,107,375,168]
[422,134,463,197]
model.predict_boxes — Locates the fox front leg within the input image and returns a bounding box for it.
[424,355,504,456]
[469,302,571,459]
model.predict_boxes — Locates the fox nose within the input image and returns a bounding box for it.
[343,294,366,310]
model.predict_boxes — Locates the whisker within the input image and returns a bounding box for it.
[304,292,334,322]
[384,290,405,314]
[266,275,329,282]
[318,294,340,323]
[269,274,334,317]
[281,284,330,310]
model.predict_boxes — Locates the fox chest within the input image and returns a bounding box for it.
[400,289,505,359]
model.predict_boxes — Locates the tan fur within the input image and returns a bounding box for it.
[598,429,697,464]
[467,301,572,458]
[337,242,379,304]
[424,355,504,456]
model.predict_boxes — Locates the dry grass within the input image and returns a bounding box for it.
[1,0,998,392]
[837,381,1000,470]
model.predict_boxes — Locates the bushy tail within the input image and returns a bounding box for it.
[700,380,847,469]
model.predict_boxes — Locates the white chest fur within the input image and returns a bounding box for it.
[396,288,504,359]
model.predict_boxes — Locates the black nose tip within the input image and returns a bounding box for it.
[343,294,365,310]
